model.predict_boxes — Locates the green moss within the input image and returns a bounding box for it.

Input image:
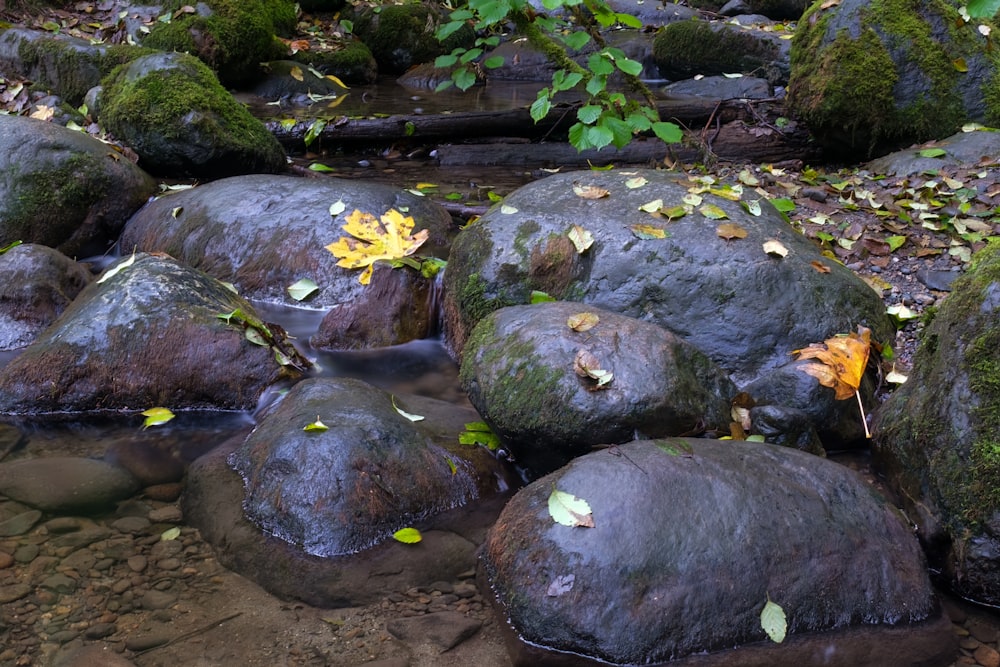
[292,39,377,85]
[351,2,473,74]
[457,273,514,329]
[513,220,541,257]
[653,19,779,79]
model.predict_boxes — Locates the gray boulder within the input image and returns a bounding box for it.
[121,174,453,343]
[99,52,286,178]
[0,244,91,350]
[482,438,955,666]
[460,302,736,475]
[0,457,139,513]
[0,115,157,257]
[442,169,893,389]
[787,0,1000,156]
[873,242,1000,606]
[0,253,307,414]
[865,128,1000,177]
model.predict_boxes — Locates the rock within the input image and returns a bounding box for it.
[0,253,307,414]
[291,38,377,85]
[460,302,736,475]
[251,60,350,101]
[0,582,31,603]
[385,611,482,651]
[348,2,473,75]
[120,174,454,322]
[653,17,790,85]
[866,129,1000,178]
[0,458,138,513]
[51,644,137,667]
[661,74,773,100]
[229,378,483,556]
[787,0,998,156]
[874,242,1000,606]
[482,438,956,667]
[0,115,157,257]
[0,509,43,537]
[443,169,893,390]
[0,244,92,350]
[99,52,286,178]
[139,589,177,610]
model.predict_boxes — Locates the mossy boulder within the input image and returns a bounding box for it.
[141,0,294,87]
[251,60,350,101]
[292,39,378,85]
[873,241,1000,607]
[99,52,286,178]
[0,27,149,105]
[348,1,474,75]
[787,0,1000,157]
[652,17,790,84]
[0,114,157,257]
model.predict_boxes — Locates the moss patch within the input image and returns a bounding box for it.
[349,2,473,75]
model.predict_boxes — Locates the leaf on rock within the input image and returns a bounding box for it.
[326,208,429,285]
[459,421,501,450]
[548,488,595,528]
[716,223,748,240]
[918,147,946,158]
[574,349,614,388]
[161,526,181,541]
[762,240,788,257]
[141,407,175,429]
[793,327,871,400]
[761,596,787,643]
[303,417,329,432]
[568,225,594,254]
[886,366,908,384]
[531,290,556,303]
[392,527,422,544]
[810,260,831,274]
[625,176,648,189]
[638,198,663,213]
[573,183,610,199]
[290,65,304,81]
[630,223,667,240]
[97,251,136,284]
[887,303,918,323]
[500,204,518,214]
[287,278,319,301]
[391,396,424,422]
[567,312,600,332]
[700,203,728,220]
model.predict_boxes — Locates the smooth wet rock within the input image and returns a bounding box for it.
[874,242,1000,606]
[0,458,138,513]
[385,611,482,651]
[0,509,43,537]
[482,438,955,667]
[0,253,307,413]
[443,169,893,390]
[460,302,736,475]
[866,129,1000,178]
[0,115,157,257]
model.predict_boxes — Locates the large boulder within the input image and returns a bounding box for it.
[0,253,306,414]
[442,169,893,388]
[786,0,1000,156]
[482,438,955,666]
[99,52,287,178]
[460,302,736,475]
[873,241,1000,606]
[121,174,454,345]
[0,244,91,350]
[185,384,518,606]
[0,115,157,257]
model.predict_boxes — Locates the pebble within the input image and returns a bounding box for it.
[975,644,1000,667]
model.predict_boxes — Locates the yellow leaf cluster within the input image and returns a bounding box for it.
[793,327,870,400]
[325,208,429,285]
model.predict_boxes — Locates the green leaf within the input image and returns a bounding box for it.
[967,0,1000,18]
[918,148,946,158]
[548,488,595,527]
[97,251,136,284]
[460,48,484,64]
[699,203,728,220]
[304,118,326,147]
[329,199,346,217]
[435,20,467,41]
[761,596,787,643]
[886,235,906,251]
[0,240,22,255]
[391,395,425,422]
[577,104,602,125]
[454,67,478,90]
[561,31,591,51]
[616,12,643,28]
[652,121,683,144]
[435,53,459,68]
[434,80,454,93]
[483,55,505,69]
[587,53,615,76]
[531,91,552,123]
[392,527,423,544]
[303,417,329,432]
[287,278,319,301]
[531,290,556,303]
[141,407,175,429]
[615,58,642,76]
[161,526,181,541]
[770,198,795,213]
[602,116,632,148]
[585,74,606,97]
[404,121,416,136]
[459,421,502,450]
[246,327,268,346]
[586,124,614,150]
[552,70,583,92]
[308,163,335,172]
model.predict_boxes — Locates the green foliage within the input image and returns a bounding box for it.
[968,0,1000,17]
[433,0,681,152]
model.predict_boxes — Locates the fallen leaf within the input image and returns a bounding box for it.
[326,209,429,285]
[886,303,918,323]
[918,147,946,158]
[391,396,424,422]
[459,421,501,450]
[886,367,908,384]
[29,104,54,121]
[97,251,136,284]
[762,240,788,257]
[630,223,667,239]
[700,203,728,220]
[793,327,871,400]
[500,204,518,214]
[287,278,318,301]
[290,65,304,81]
[639,198,664,212]
[761,596,787,643]
[716,223,748,240]
[810,260,831,274]
[567,312,600,332]
[329,199,346,217]
[530,290,556,303]
[546,574,575,596]
[625,176,648,189]
[161,526,181,541]
[392,527,422,544]
[303,417,329,432]
[568,225,594,253]
[574,349,614,387]
[573,183,610,199]
[548,488,595,527]
[141,407,174,429]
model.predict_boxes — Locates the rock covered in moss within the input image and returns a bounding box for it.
[291,38,378,85]
[787,0,1000,157]
[99,52,286,178]
[348,1,474,75]
[0,253,306,414]
[0,244,91,350]
[652,17,790,84]
[482,438,954,667]
[0,115,157,257]
[460,302,736,475]
[251,60,350,101]
[874,241,1000,606]
[141,0,293,87]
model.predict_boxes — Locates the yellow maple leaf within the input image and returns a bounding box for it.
[793,326,872,437]
[325,208,429,285]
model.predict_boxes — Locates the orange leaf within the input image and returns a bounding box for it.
[810,260,831,274]
[716,223,748,240]
[793,327,870,400]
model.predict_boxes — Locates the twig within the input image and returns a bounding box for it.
[134,612,243,656]
[855,390,871,439]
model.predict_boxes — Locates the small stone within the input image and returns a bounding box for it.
[127,555,148,572]
[47,629,80,644]
[124,631,172,652]
[43,517,86,534]
[969,618,1000,644]
[140,589,177,610]
[0,509,43,536]
[961,637,982,650]
[0,582,31,603]
[40,573,77,594]
[84,622,117,639]
[147,505,183,523]
[143,483,183,502]
[386,611,481,651]
[112,516,151,533]
[974,644,1000,667]
[0,550,14,568]
[157,557,181,571]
